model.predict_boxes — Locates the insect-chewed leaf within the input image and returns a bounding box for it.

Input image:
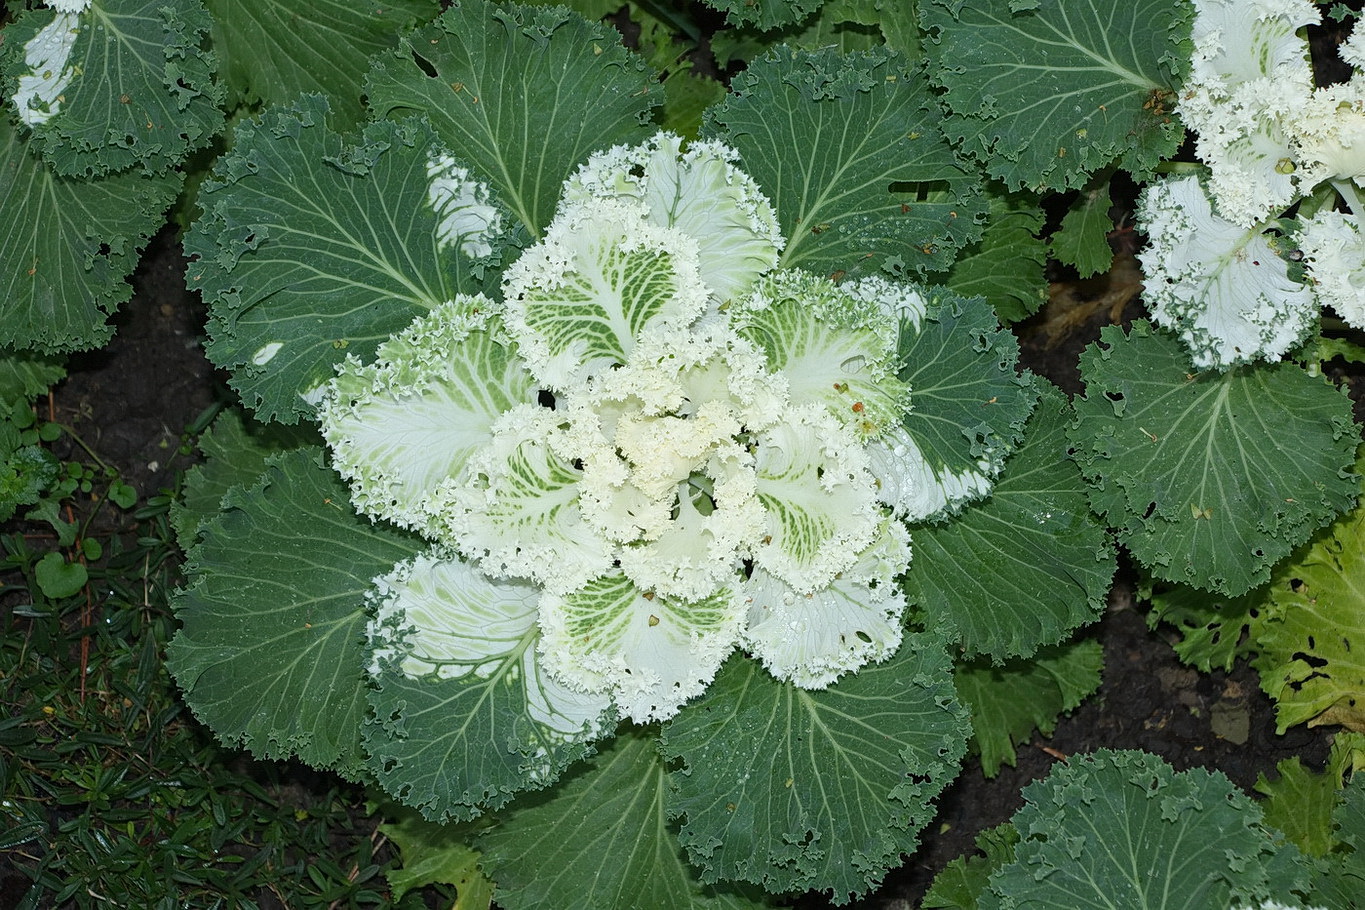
[168,447,423,777]
[1254,502,1365,734]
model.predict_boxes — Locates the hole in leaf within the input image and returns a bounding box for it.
[537,389,556,409]
[411,50,439,78]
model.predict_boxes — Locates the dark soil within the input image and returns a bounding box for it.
[43,223,1340,909]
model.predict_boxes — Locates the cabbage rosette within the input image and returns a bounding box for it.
[320,133,939,723]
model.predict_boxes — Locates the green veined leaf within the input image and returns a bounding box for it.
[905,383,1114,660]
[659,628,969,902]
[938,184,1047,324]
[168,447,423,776]
[1144,579,1261,674]
[980,749,1311,910]
[1070,321,1361,596]
[186,96,495,424]
[365,0,660,239]
[955,638,1103,777]
[1050,180,1114,279]
[920,0,1192,191]
[204,0,440,130]
[501,199,709,390]
[365,553,613,821]
[2,0,223,176]
[0,117,182,353]
[478,729,769,910]
[705,45,986,280]
[431,405,613,592]
[702,0,826,30]
[378,805,492,904]
[1307,769,1365,909]
[171,407,320,546]
[876,286,1036,523]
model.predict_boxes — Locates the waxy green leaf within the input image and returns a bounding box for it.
[169,447,423,775]
[706,45,985,280]
[365,0,660,239]
[921,0,1192,192]
[187,97,492,423]
[1071,321,1360,596]
[659,629,968,902]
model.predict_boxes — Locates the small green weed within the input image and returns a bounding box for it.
[0,425,450,909]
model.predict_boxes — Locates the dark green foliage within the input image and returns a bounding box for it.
[0,470,447,909]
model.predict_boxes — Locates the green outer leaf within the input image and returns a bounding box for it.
[922,824,1018,910]
[1070,321,1361,596]
[920,0,1191,191]
[378,805,492,903]
[1254,505,1365,733]
[905,383,1114,659]
[171,407,320,546]
[168,447,422,775]
[705,45,986,280]
[478,730,769,910]
[1309,771,1365,910]
[939,185,1047,324]
[659,629,970,902]
[891,287,1036,521]
[703,0,825,30]
[0,117,181,353]
[186,96,485,424]
[1144,579,1260,673]
[980,749,1310,910]
[1050,181,1113,279]
[955,638,1103,778]
[205,0,440,130]
[1254,755,1344,860]
[365,0,659,239]
[2,0,223,177]
[0,351,65,404]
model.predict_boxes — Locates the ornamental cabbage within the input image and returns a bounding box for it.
[318,133,934,723]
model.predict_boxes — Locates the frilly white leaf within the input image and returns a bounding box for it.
[365,552,614,820]
[368,552,611,738]
[319,297,536,538]
[500,197,710,390]
[751,404,882,594]
[1287,79,1365,193]
[1178,0,1318,226]
[740,518,909,688]
[1300,210,1365,329]
[537,569,746,723]
[429,404,613,594]
[564,131,784,304]
[733,270,909,440]
[1136,174,1315,368]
